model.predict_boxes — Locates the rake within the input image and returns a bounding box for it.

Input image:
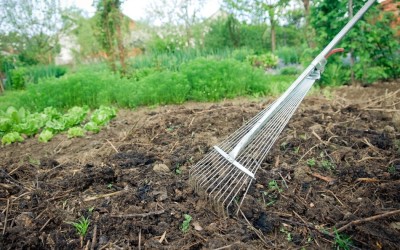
[189,0,378,216]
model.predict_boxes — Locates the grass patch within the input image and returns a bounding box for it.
[0,58,294,112]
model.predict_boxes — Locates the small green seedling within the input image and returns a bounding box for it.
[268,180,282,193]
[307,158,316,167]
[107,183,113,189]
[88,206,95,213]
[180,214,192,233]
[175,164,182,175]
[293,146,300,154]
[280,227,292,242]
[388,165,396,174]
[321,160,335,170]
[69,216,90,247]
[334,229,353,250]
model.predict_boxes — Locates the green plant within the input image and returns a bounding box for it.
[293,146,300,154]
[334,229,353,250]
[38,129,54,142]
[247,53,279,69]
[69,216,90,247]
[1,131,24,145]
[280,66,300,75]
[67,127,85,138]
[388,165,397,175]
[307,158,316,167]
[280,227,292,242]
[88,207,95,213]
[175,164,182,175]
[84,122,100,133]
[268,180,282,193]
[180,214,192,233]
[321,160,335,171]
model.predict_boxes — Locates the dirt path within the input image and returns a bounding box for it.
[1,81,399,249]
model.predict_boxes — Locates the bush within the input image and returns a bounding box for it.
[246,53,279,69]
[181,58,267,101]
[276,46,302,65]
[280,66,301,75]
[9,67,27,89]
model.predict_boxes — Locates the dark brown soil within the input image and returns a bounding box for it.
[1,81,399,249]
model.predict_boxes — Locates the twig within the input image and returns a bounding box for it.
[138,228,141,250]
[292,210,309,227]
[213,242,241,250]
[298,144,320,163]
[3,199,10,235]
[84,190,125,202]
[106,139,119,153]
[279,172,288,189]
[364,108,398,112]
[325,190,345,207]
[309,172,335,184]
[336,209,400,233]
[238,209,272,247]
[84,240,90,250]
[40,217,52,232]
[159,231,167,244]
[90,224,97,250]
[110,209,165,218]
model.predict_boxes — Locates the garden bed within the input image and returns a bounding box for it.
[1,81,399,249]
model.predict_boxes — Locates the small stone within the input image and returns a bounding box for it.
[153,164,170,173]
[255,184,265,189]
[192,221,203,231]
[309,203,315,208]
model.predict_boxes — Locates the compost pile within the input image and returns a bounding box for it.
[1,81,399,249]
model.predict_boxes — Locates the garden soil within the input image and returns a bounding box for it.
[1,81,399,249]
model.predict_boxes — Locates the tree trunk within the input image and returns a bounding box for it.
[302,0,316,48]
[271,23,276,53]
[115,13,126,75]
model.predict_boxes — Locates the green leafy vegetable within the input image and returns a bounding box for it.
[84,121,100,133]
[2,132,24,145]
[38,129,54,142]
[67,127,85,138]
[90,106,116,126]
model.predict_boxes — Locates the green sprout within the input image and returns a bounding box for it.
[321,160,335,170]
[388,165,396,174]
[175,164,182,175]
[69,216,90,247]
[268,180,282,193]
[180,214,192,233]
[307,158,316,167]
[334,229,353,250]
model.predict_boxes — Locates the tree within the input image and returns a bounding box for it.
[311,0,399,84]
[223,0,291,52]
[0,0,68,64]
[95,0,127,74]
[146,0,206,48]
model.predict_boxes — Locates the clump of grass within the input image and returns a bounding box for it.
[334,229,353,250]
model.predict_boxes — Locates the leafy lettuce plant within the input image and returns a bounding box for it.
[67,127,85,138]
[2,132,24,145]
[38,129,54,142]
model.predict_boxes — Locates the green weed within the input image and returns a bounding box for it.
[69,216,90,247]
[307,158,316,167]
[321,160,335,171]
[268,180,282,193]
[388,165,396,174]
[180,214,192,233]
[334,229,353,250]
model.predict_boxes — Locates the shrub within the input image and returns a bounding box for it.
[246,53,279,69]
[280,66,301,75]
